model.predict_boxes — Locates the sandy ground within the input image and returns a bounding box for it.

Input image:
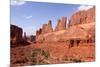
[11,42,95,66]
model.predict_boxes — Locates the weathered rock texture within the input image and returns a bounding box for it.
[42,20,53,34]
[36,6,95,47]
[36,28,42,37]
[55,16,67,31]
[10,24,23,44]
[24,32,27,40]
[36,20,53,39]
[36,23,95,43]
[68,6,95,27]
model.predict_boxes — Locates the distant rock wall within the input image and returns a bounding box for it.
[10,24,23,44]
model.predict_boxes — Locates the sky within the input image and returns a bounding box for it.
[11,0,94,35]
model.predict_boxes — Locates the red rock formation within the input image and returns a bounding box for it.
[86,6,95,23]
[36,20,53,41]
[10,24,23,44]
[36,7,95,45]
[55,17,67,31]
[42,20,53,34]
[24,32,27,40]
[69,6,95,27]
[62,16,67,29]
[47,20,53,33]
[42,24,47,34]
[36,28,42,36]
[55,19,61,31]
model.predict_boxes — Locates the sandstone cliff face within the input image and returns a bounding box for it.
[36,28,42,38]
[68,6,95,27]
[36,20,53,35]
[42,20,53,34]
[55,17,67,31]
[36,20,53,40]
[47,20,53,33]
[36,6,95,45]
[36,24,94,43]
[10,24,23,44]
[36,17,67,42]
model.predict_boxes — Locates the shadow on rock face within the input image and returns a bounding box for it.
[11,40,31,48]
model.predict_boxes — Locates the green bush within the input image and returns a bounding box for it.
[42,50,49,59]
[31,58,37,65]
[31,48,50,65]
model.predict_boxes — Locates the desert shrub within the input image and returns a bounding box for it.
[31,58,37,65]
[31,48,50,65]
[42,50,49,59]
[72,58,82,62]
[32,51,37,58]
[31,49,42,65]
[32,49,42,57]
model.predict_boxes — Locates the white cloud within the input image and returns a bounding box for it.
[26,15,32,19]
[77,5,93,11]
[11,0,26,6]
